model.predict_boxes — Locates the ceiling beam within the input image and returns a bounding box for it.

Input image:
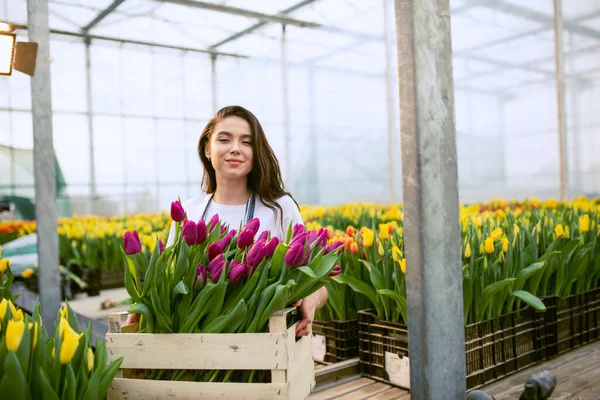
[156,0,321,28]
[209,0,320,49]
[81,0,127,34]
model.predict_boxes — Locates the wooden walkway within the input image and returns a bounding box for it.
[309,340,600,399]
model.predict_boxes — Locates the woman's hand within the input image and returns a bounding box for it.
[293,286,328,337]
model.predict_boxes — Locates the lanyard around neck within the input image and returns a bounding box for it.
[201,193,256,225]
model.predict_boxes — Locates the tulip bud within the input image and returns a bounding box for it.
[210,260,227,282]
[316,229,328,248]
[325,241,344,254]
[228,260,247,283]
[207,242,222,261]
[238,229,255,250]
[247,239,266,267]
[221,225,228,234]
[290,231,309,247]
[207,254,223,271]
[197,219,207,244]
[307,230,318,244]
[285,242,306,267]
[329,265,341,277]
[158,239,165,254]
[292,223,305,238]
[258,230,269,241]
[170,200,185,222]
[244,218,261,235]
[194,264,207,290]
[181,220,198,246]
[217,233,234,250]
[244,262,253,278]
[123,231,142,255]
[208,214,220,232]
[6,319,25,352]
[264,237,280,259]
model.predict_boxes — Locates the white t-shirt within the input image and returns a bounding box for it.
[166,192,304,246]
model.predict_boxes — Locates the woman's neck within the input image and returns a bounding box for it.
[213,178,251,205]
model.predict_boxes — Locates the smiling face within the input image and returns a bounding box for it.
[204,116,254,183]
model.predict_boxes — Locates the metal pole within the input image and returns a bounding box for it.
[119,43,128,214]
[383,0,396,202]
[84,37,97,214]
[554,0,568,200]
[211,54,218,114]
[151,48,160,212]
[307,65,320,204]
[568,32,582,195]
[394,1,466,398]
[181,52,191,200]
[27,0,61,328]
[281,24,291,191]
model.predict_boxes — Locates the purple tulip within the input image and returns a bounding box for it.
[244,218,260,235]
[170,200,185,222]
[247,239,266,267]
[181,220,198,246]
[258,230,269,241]
[210,260,227,282]
[123,231,142,255]
[229,229,237,237]
[207,242,222,261]
[244,262,253,277]
[194,264,207,289]
[329,265,342,277]
[325,241,344,254]
[316,228,328,248]
[207,253,224,271]
[292,223,305,238]
[238,229,255,250]
[228,260,247,283]
[290,231,309,247]
[220,225,228,234]
[264,237,280,259]
[285,242,307,267]
[197,219,207,244]
[208,214,220,232]
[158,239,165,254]
[307,230,318,244]
[217,233,233,250]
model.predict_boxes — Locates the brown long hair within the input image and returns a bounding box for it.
[198,105,298,227]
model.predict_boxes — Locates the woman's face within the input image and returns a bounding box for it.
[205,116,254,182]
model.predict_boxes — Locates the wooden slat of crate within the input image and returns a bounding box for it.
[106,332,289,370]
[108,379,289,400]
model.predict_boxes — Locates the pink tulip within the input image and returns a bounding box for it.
[264,237,280,259]
[292,223,305,238]
[329,265,341,277]
[325,241,344,254]
[123,231,142,255]
[258,230,269,241]
[207,242,222,261]
[158,239,165,254]
[285,242,308,267]
[170,200,185,222]
[228,260,247,283]
[247,239,266,267]
[237,229,255,250]
[196,219,207,244]
[210,260,227,282]
[194,264,207,289]
[244,218,260,235]
[181,220,198,246]
[208,214,220,232]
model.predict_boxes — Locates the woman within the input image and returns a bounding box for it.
[130,105,327,337]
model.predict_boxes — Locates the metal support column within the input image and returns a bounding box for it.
[307,66,320,204]
[27,0,61,328]
[554,0,568,200]
[394,0,466,398]
[210,54,218,114]
[568,33,582,195]
[281,24,291,191]
[383,0,396,202]
[84,36,97,214]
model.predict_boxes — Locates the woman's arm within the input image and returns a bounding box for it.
[294,286,328,337]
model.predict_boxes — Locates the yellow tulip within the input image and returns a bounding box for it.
[579,215,590,233]
[480,243,484,255]
[501,237,509,253]
[8,300,18,319]
[392,246,402,262]
[378,224,390,240]
[555,224,564,238]
[0,299,7,320]
[565,225,570,238]
[60,306,68,320]
[490,228,503,241]
[60,325,83,364]
[13,309,24,322]
[465,243,471,258]
[6,319,25,352]
[378,241,384,257]
[0,258,8,274]
[362,229,375,247]
[21,268,34,279]
[87,347,94,372]
[484,237,494,254]
[400,258,406,274]
[513,224,520,235]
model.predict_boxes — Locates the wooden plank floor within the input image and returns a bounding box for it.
[310,340,600,399]
[481,339,600,400]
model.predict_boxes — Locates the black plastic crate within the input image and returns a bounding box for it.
[312,319,359,363]
[542,287,600,357]
[358,307,544,390]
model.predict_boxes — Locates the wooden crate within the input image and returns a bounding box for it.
[106,308,316,400]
